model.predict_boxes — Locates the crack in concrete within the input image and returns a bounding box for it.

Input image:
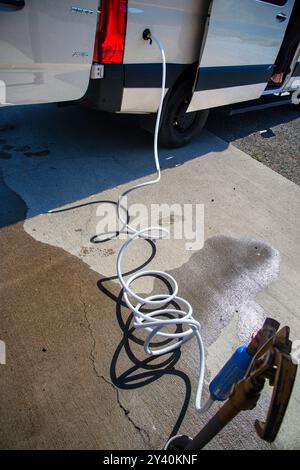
[100,373,151,447]
[78,287,151,447]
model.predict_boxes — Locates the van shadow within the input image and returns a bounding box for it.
[0,103,228,225]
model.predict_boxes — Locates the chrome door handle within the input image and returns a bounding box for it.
[0,0,25,11]
[276,12,287,22]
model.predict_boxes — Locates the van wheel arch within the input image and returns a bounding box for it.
[159,75,209,148]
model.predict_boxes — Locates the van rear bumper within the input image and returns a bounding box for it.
[83,64,124,112]
[82,62,188,113]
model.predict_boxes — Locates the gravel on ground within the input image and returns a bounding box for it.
[206,104,300,186]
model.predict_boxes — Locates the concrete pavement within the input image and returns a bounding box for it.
[0,104,299,449]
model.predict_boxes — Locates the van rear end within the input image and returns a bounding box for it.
[84,0,206,114]
[83,0,127,112]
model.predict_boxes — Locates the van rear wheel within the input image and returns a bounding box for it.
[159,80,209,148]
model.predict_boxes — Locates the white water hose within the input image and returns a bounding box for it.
[116,33,205,412]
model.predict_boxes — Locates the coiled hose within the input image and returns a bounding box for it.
[116,33,205,412]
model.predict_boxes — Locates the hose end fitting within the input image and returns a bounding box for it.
[143,28,152,44]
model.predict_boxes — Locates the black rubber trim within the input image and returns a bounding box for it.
[124,63,275,90]
[83,63,187,112]
[195,64,274,91]
[83,64,124,112]
[292,62,300,76]
[83,62,282,112]
[124,63,187,88]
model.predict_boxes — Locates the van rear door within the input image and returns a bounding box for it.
[0,0,99,105]
[188,0,295,111]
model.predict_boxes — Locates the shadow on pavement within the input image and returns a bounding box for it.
[206,104,299,142]
[0,103,228,227]
[97,241,192,441]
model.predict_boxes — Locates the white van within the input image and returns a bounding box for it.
[1,0,299,147]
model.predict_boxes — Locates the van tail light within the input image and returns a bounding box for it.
[93,0,128,64]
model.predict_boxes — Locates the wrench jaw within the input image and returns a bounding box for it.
[178,322,298,450]
[254,340,298,443]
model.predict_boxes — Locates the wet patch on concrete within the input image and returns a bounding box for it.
[1,142,50,158]
[79,246,115,258]
[0,123,15,132]
[164,235,280,347]
[15,145,31,153]
[24,149,50,158]
[1,144,13,151]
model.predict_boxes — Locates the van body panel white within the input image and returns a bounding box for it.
[0,0,99,105]
[120,0,208,112]
[200,1,295,68]
[123,0,206,65]
[188,83,266,112]
[189,0,295,111]
[1,0,299,115]
[121,88,168,113]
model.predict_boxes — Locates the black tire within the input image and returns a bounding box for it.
[159,80,209,148]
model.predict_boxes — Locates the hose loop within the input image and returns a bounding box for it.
[116,34,205,411]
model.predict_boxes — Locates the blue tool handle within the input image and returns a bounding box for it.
[209,346,252,401]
